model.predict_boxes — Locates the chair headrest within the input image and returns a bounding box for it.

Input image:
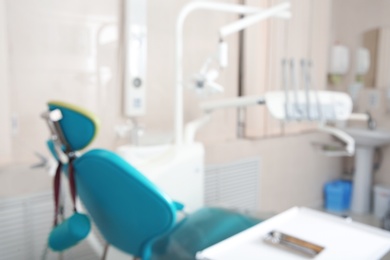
[47,101,100,152]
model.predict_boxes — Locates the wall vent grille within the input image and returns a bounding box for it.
[0,191,100,260]
[205,157,260,211]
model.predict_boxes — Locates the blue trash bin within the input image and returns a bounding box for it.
[324,180,352,212]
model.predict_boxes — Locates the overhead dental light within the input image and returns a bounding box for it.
[191,57,223,95]
[190,4,291,96]
[190,40,229,95]
[192,68,224,95]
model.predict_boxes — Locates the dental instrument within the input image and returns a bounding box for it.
[197,207,390,260]
[302,60,313,120]
[263,230,324,257]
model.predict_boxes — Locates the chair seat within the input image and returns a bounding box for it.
[151,207,261,260]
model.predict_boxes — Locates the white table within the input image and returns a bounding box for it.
[197,207,390,260]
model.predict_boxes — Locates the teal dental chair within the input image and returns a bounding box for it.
[42,101,261,260]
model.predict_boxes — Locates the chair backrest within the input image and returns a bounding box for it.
[44,101,176,258]
[73,149,177,259]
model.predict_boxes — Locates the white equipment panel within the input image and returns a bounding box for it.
[124,0,147,117]
[265,90,353,121]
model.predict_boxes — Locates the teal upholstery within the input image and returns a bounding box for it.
[43,101,262,259]
[151,207,260,260]
[48,213,91,251]
[48,102,99,152]
[73,149,260,260]
[73,149,176,259]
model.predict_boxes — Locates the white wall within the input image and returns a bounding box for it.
[5,0,121,162]
[330,0,390,186]
[330,0,390,90]
[4,0,241,163]
[206,132,342,212]
[1,0,343,212]
[0,0,12,164]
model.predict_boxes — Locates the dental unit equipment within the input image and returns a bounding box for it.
[117,1,292,216]
[40,101,263,260]
[196,56,370,157]
[177,1,363,157]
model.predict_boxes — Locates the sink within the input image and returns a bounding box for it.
[344,128,390,147]
[343,128,390,214]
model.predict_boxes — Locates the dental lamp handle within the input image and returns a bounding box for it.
[290,59,302,119]
[218,41,229,68]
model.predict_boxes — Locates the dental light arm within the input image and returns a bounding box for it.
[218,2,291,39]
[184,115,211,145]
[184,96,265,145]
[175,1,292,146]
[200,96,266,113]
[193,3,291,96]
